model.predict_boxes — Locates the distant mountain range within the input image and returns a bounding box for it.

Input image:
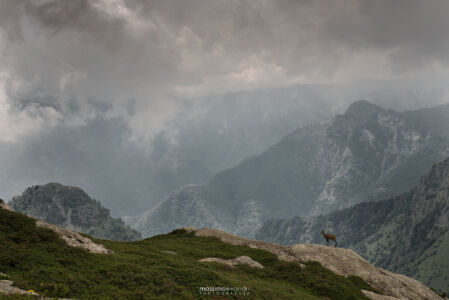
[3,82,447,218]
[257,156,449,294]
[10,183,141,241]
[125,101,449,238]
[0,85,344,217]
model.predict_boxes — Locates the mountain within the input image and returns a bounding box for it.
[3,82,446,218]
[0,85,344,217]
[9,183,141,241]
[256,157,449,294]
[125,101,449,238]
[0,203,443,299]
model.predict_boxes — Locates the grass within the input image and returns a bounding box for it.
[0,207,377,299]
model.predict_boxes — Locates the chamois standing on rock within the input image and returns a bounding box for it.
[320,230,337,247]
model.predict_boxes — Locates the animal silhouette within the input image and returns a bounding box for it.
[320,230,337,247]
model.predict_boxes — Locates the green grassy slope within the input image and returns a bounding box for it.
[0,206,377,299]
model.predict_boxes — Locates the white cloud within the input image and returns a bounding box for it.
[0,72,62,142]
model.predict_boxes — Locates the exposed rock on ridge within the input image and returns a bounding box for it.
[35,220,112,254]
[185,227,441,300]
[199,256,263,269]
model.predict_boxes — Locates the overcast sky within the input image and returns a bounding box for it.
[1,0,449,145]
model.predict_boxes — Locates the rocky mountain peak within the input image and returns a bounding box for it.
[344,100,385,119]
[10,183,142,241]
[127,102,449,241]
[20,183,93,207]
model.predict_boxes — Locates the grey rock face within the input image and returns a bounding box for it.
[127,101,449,239]
[10,183,141,241]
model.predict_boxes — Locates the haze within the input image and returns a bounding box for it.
[1,0,449,216]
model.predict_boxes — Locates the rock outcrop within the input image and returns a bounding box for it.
[199,256,264,269]
[185,227,442,300]
[0,278,72,299]
[35,220,112,254]
[0,280,39,296]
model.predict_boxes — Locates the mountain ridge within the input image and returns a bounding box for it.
[10,183,141,241]
[126,101,449,238]
[256,156,449,293]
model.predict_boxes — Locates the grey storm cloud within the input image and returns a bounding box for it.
[1,0,449,143]
[2,0,449,216]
